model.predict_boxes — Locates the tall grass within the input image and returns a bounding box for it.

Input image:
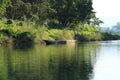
[0,19,75,45]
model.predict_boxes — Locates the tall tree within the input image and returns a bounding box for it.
[6,0,32,19]
[5,0,96,29]
[48,0,95,29]
[6,0,55,25]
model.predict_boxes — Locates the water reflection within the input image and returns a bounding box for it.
[93,41,120,80]
[0,42,99,80]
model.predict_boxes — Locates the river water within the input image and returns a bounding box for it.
[0,40,120,80]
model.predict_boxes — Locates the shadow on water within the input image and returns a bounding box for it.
[13,42,34,50]
[0,42,100,80]
[13,31,35,50]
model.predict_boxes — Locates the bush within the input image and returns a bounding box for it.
[48,29,74,40]
[0,29,14,45]
[102,33,120,40]
[75,25,102,42]
[14,32,35,48]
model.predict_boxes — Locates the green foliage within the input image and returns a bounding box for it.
[0,18,108,46]
[35,26,51,43]
[0,0,107,46]
[3,0,96,29]
[0,19,75,45]
[76,33,102,41]
[0,19,36,46]
[0,0,11,17]
[35,28,74,43]
[14,32,35,43]
[6,0,56,26]
[0,29,11,36]
[101,33,120,40]
[13,31,35,49]
[0,28,13,45]
[48,0,95,28]
[90,17,103,26]
[1,17,118,47]
[75,24,102,41]
[0,33,9,43]
[48,29,74,40]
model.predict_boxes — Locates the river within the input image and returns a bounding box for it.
[0,40,120,80]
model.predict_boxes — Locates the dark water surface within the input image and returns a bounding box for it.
[0,40,120,80]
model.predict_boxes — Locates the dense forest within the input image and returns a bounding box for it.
[1,0,99,27]
[0,0,119,46]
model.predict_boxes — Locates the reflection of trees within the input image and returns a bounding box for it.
[76,43,100,80]
[57,44,93,80]
[1,43,100,80]
[0,47,9,80]
[3,46,43,80]
[4,47,14,80]
[48,43,100,80]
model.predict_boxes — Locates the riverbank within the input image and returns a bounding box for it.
[0,19,120,47]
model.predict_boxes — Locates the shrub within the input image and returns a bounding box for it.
[14,32,35,48]
[48,29,74,40]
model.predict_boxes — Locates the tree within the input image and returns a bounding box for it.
[6,0,55,25]
[0,0,11,18]
[5,0,96,29]
[6,0,32,20]
[90,17,103,26]
[49,0,95,29]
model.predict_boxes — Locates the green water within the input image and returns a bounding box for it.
[0,41,120,80]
